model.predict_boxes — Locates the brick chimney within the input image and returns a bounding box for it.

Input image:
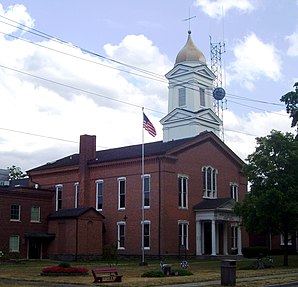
[79,135,96,207]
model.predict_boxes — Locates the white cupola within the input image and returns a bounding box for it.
[160,31,222,142]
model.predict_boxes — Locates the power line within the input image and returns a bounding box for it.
[0,127,108,149]
[0,14,285,110]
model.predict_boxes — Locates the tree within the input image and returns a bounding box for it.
[235,130,298,266]
[7,165,27,180]
[280,82,298,138]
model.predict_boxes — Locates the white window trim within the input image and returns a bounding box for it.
[142,174,151,209]
[10,204,21,222]
[118,177,126,210]
[202,166,218,199]
[9,235,20,252]
[230,183,239,202]
[178,174,189,209]
[55,184,63,211]
[142,220,151,250]
[95,179,103,211]
[74,182,79,208]
[30,206,40,223]
[178,220,189,250]
[117,221,126,250]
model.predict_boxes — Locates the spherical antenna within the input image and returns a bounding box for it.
[213,87,226,101]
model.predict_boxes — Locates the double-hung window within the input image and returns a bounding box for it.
[55,184,63,211]
[96,180,103,211]
[9,235,19,252]
[178,175,188,209]
[10,205,20,221]
[74,182,79,208]
[118,177,126,210]
[31,206,40,222]
[143,174,150,208]
[117,222,126,249]
[202,166,217,198]
[231,225,238,250]
[230,183,239,202]
[178,221,189,249]
[143,220,150,249]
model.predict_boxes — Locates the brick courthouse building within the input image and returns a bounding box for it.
[0,31,249,260]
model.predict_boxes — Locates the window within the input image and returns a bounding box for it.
[143,221,150,249]
[178,221,189,249]
[178,88,186,106]
[118,177,126,209]
[280,234,292,245]
[231,225,238,250]
[230,183,239,202]
[200,88,205,107]
[178,175,188,209]
[10,205,20,221]
[74,182,79,208]
[55,184,63,211]
[117,222,126,249]
[31,206,40,222]
[9,235,19,252]
[202,166,217,198]
[96,180,103,211]
[143,175,150,208]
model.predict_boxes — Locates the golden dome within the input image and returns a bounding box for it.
[175,30,206,64]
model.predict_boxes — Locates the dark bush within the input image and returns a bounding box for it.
[142,270,164,277]
[242,247,269,258]
[58,262,71,268]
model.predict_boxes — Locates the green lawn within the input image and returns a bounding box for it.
[0,256,297,287]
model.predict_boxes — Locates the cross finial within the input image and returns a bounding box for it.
[183,8,196,31]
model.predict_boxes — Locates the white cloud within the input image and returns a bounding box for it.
[0,3,34,34]
[227,33,282,90]
[193,0,254,18]
[223,109,294,161]
[285,31,298,56]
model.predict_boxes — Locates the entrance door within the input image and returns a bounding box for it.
[203,222,212,255]
[28,239,41,259]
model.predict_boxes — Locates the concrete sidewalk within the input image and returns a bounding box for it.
[156,273,298,287]
[1,272,298,286]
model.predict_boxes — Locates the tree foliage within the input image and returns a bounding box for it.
[235,130,298,266]
[7,165,27,180]
[280,82,298,137]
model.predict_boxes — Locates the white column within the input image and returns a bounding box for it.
[202,222,205,255]
[196,221,202,255]
[237,226,243,255]
[223,223,228,255]
[211,220,216,255]
[216,223,219,254]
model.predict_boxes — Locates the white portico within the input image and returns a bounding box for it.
[193,198,242,256]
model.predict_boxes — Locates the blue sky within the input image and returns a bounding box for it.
[0,0,297,171]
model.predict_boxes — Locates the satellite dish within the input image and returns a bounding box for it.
[213,87,226,101]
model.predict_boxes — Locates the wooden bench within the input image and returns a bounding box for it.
[92,267,122,283]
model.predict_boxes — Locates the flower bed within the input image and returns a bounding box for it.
[41,266,89,276]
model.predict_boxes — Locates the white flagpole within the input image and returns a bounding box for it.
[141,107,145,264]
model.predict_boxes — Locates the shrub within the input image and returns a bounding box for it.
[58,262,71,268]
[172,268,193,276]
[242,247,269,258]
[142,270,164,277]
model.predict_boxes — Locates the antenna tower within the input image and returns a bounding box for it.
[210,37,226,140]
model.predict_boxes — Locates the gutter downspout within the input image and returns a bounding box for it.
[158,157,161,259]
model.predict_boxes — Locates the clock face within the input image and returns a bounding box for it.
[213,87,226,100]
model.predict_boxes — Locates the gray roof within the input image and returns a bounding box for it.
[28,131,244,173]
[47,207,104,220]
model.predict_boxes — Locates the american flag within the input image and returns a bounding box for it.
[143,113,156,137]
